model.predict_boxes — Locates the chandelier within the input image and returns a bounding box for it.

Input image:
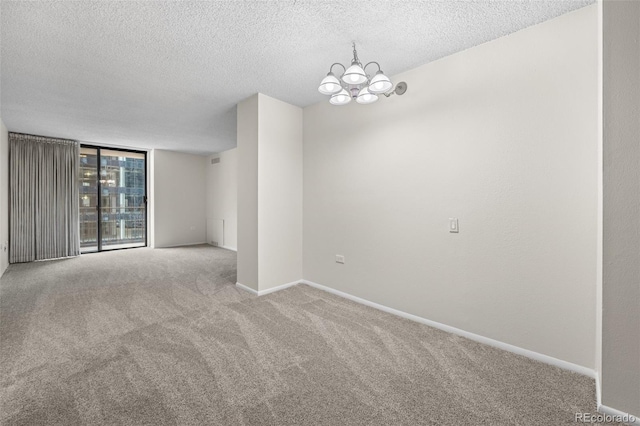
[318,43,407,106]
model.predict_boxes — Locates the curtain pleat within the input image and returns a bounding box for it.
[9,133,80,263]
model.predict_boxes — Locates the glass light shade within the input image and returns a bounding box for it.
[342,63,368,85]
[329,88,352,106]
[368,71,393,94]
[355,87,378,104]
[318,73,342,95]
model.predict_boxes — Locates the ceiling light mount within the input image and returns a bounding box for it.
[318,43,407,106]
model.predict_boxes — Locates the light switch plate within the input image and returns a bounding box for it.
[449,218,459,233]
[335,255,345,264]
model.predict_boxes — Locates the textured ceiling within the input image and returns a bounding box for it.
[1,0,594,155]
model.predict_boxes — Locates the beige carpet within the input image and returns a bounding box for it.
[0,245,609,425]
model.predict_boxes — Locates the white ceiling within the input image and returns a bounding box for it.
[1,0,594,155]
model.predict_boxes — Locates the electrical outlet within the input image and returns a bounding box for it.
[335,254,345,264]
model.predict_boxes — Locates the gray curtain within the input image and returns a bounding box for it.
[10,133,80,263]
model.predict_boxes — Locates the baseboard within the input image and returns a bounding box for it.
[235,282,258,295]
[219,245,237,252]
[299,279,596,379]
[598,404,639,425]
[595,372,602,409]
[256,280,300,296]
[236,280,301,296]
[158,241,207,248]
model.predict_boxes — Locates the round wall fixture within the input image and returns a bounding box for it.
[394,82,407,96]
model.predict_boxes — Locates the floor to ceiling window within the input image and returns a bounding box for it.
[79,146,147,253]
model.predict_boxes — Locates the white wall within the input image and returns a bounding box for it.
[0,119,8,276]
[258,94,303,290]
[236,93,303,292]
[303,5,598,369]
[206,148,237,250]
[602,0,640,418]
[153,149,207,248]
[237,95,260,290]
[595,0,603,398]
[148,149,155,248]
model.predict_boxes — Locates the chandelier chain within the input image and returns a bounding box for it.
[352,43,361,66]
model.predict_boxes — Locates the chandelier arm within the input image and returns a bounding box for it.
[363,61,381,75]
[329,63,346,76]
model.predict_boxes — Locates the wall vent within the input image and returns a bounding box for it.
[211,157,220,165]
